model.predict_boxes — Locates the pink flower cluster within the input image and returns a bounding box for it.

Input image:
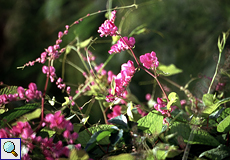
[43,111,73,131]
[140,51,159,70]
[42,66,56,82]
[106,60,135,102]
[154,98,177,116]
[0,83,41,105]
[108,37,135,54]
[0,111,81,159]
[94,63,107,76]
[33,137,70,160]
[107,105,122,119]
[82,49,96,62]
[98,10,117,37]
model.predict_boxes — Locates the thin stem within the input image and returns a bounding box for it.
[207,51,222,94]
[117,33,169,101]
[99,100,108,124]
[35,60,51,132]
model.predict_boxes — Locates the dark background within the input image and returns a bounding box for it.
[1,0,230,107]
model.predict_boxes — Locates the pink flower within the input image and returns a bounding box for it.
[107,105,122,119]
[0,128,10,138]
[108,37,135,54]
[140,51,159,69]
[154,98,168,115]
[10,122,35,139]
[44,111,73,131]
[17,86,25,98]
[98,10,118,37]
[107,71,116,84]
[145,93,151,101]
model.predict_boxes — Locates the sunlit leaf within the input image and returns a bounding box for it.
[166,92,181,110]
[69,149,89,160]
[107,153,134,160]
[202,94,230,116]
[40,128,56,138]
[76,37,93,48]
[0,103,40,127]
[137,111,163,134]
[217,114,230,132]
[158,64,182,76]
[12,108,41,125]
[199,144,230,160]
[77,124,114,148]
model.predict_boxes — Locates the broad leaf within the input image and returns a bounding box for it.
[12,108,41,125]
[137,111,163,134]
[69,149,89,160]
[158,64,182,76]
[108,115,128,129]
[217,114,230,132]
[152,143,183,159]
[0,103,40,126]
[85,127,118,151]
[77,124,114,148]
[199,144,230,160]
[169,122,219,146]
[108,153,134,160]
[202,95,230,116]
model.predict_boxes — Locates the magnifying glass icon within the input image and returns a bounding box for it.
[3,141,18,157]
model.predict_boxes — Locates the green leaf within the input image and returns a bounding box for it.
[199,144,230,160]
[76,124,114,148]
[127,102,134,121]
[217,114,230,132]
[166,92,181,110]
[76,37,93,48]
[96,130,112,142]
[152,143,183,159]
[137,112,163,134]
[129,24,147,37]
[0,103,40,126]
[202,95,230,116]
[217,108,230,123]
[169,122,219,146]
[107,153,134,160]
[65,45,72,55]
[112,35,120,44]
[73,123,83,133]
[191,129,220,146]
[40,128,56,138]
[203,94,214,107]
[69,149,89,160]
[12,108,41,125]
[109,128,123,145]
[85,127,117,151]
[158,64,182,76]
[108,115,128,129]
[0,86,18,95]
[110,77,116,95]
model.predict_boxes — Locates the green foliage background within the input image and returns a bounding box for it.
[1,0,230,119]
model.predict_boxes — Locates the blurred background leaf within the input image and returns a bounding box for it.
[1,0,230,122]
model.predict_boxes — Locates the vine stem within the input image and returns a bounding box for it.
[118,34,169,102]
[207,51,222,94]
[35,60,51,132]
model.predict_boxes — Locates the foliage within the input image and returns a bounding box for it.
[1,1,230,160]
